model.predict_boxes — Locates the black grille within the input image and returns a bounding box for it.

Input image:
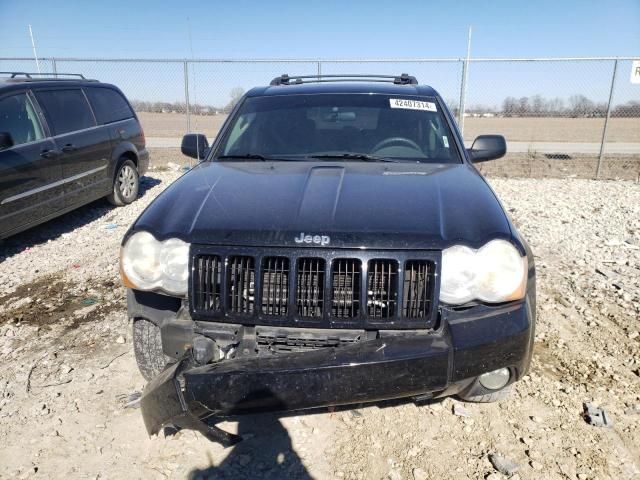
[228,256,255,314]
[262,257,289,315]
[403,261,432,318]
[367,260,398,318]
[296,258,325,317]
[331,259,361,318]
[191,249,436,329]
[193,255,223,311]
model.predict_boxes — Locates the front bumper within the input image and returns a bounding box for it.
[140,298,534,440]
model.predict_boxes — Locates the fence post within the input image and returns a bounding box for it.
[184,60,191,133]
[317,61,322,78]
[596,59,618,179]
[51,58,57,77]
[458,26,473,135]
[458,59,467,132]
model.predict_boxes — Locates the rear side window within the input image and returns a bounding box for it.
[35,89,96,135]
[0,93,45,149]
[85,87,134,124]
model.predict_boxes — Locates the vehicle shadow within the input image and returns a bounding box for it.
[0,176,162,264]
[185,395,444,480]
[187,412,314,480]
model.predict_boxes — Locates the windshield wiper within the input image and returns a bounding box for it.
[217,154,270,161]
[309,153,399,163]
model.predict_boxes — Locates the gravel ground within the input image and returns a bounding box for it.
[1,171,639,480]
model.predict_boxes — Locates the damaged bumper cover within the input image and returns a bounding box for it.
[141,300,533,440]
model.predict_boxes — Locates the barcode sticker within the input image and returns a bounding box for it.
[389,98,437,112]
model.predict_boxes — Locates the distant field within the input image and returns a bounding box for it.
[137,112,640,143]
[462,117,640,143]
[137,112,227,139]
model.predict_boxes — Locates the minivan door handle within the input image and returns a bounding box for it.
[61,144,78,153]
[40,149,61,158]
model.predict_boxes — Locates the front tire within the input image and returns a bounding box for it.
[108,159,139,206]
[458,383,512,403]
[133,319,171,381]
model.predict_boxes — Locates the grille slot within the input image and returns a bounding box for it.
[228,256,255,314]
[331,259,361,318]
[296,258,325,317]
[262,257,289,315]
[403,261,432,318]
[367,260,398,318]
[194,255,223,311]
[257,329,361,353]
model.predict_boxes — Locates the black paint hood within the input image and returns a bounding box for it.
[131,161,512,250]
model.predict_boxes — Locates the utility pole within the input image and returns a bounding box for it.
[28,25,41,74]
[458,26,472,135]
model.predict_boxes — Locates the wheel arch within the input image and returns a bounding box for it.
[109,141,139,179]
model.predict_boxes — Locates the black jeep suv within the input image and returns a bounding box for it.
[0,72,148,239]
[122,74,536,443]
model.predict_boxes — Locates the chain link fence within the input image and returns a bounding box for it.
[1,56,638,180]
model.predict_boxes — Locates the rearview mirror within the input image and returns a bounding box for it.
[468,135,506,163]
[181,133,209,160]
[0,132,14,151]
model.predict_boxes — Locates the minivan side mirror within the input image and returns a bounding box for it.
[0,132,14,151]
[181,133,209,160]
[467,135,506,163]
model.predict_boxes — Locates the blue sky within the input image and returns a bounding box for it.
[1,0,639,58]
[0,0,639,108]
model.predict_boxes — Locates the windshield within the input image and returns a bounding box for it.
[215,93,462,163]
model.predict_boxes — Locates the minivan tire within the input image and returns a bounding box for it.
[108,158,139,206]
[133,318,172,381]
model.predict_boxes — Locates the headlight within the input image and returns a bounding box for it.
[440,239,527,305]
[121,232,190,296]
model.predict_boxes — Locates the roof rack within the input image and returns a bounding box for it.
[0,72,98,82]
[270,73,418,86]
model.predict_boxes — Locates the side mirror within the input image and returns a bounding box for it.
[468,135,506,163]
[0,132,14,151]
[181,133,209,160]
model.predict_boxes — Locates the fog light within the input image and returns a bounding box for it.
[478,368,510,390]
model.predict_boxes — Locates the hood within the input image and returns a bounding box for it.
[132,161,511,250]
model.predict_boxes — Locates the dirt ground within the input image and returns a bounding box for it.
[137,112,640,144]
[137,112,227,139]
[1,172,639,480]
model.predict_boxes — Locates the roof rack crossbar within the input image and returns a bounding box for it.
[0,72,96,81]
[270,73,418,86]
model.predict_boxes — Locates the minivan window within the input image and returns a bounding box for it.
[0,93,45,149]
[85,87,134,125]
[35,89,96,135]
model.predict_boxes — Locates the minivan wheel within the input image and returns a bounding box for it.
[108,159,139,206]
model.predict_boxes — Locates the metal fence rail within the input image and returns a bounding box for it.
[1,56,638,180]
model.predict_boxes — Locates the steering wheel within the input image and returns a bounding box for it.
[372,137,422,153]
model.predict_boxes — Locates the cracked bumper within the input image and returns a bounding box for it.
[140,299,534,439]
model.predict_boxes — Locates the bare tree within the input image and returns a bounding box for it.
[224,87,246,113]
[518,97,530,115]
[502,96,518,116]
[568,94,595,117]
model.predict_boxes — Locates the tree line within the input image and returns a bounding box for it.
[130,87,245,115]
[498,95,638,117]
[130,90,639,118]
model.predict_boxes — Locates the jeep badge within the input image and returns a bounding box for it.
[294,232,330,246]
